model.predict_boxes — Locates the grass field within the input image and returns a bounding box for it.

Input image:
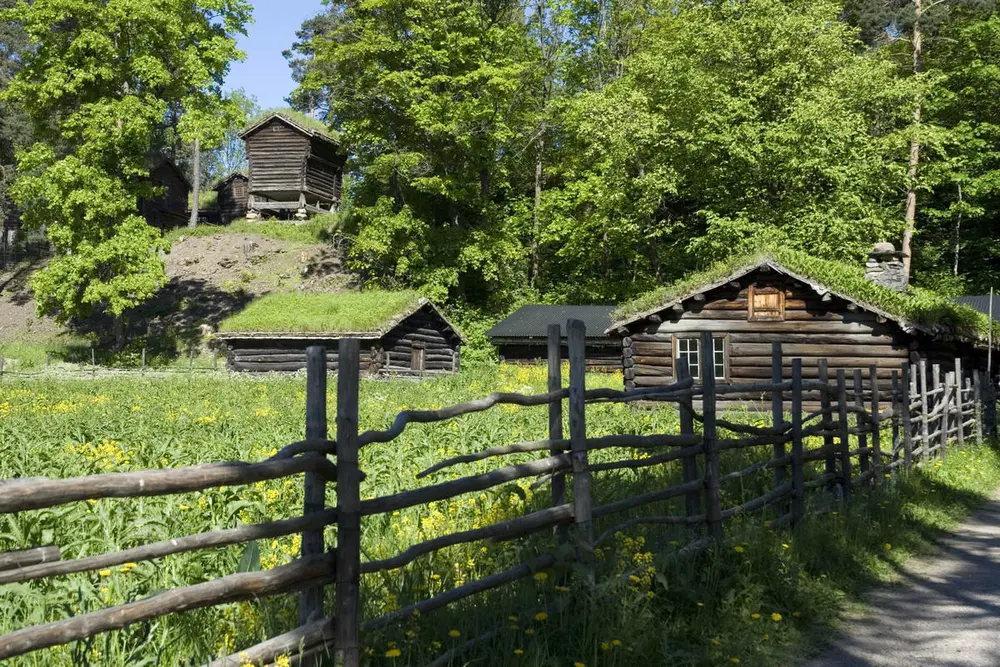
[0,366,998,667]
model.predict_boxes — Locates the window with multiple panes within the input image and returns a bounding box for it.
[674,336,726,380]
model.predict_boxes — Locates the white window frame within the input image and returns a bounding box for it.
[673,335,728,382]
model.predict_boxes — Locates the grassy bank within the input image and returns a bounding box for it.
[0,367,996,666]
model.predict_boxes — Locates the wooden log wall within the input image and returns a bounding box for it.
[246,119,311,197]
[497,342,622,371]
[217,176,248,223]
[227,341,373,374]
[379,308,461,374]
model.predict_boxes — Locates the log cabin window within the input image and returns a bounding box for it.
[411,347,425,371]
[748,285,785,322]
[674,336,727,380]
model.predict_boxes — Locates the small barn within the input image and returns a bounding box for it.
[486,305,621,370]
[214,172,249,224]
[217,291,464,375]
[240,112,346,218]
[609,245,995,405]
[141,160,191,229]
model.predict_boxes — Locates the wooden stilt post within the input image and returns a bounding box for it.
[791,359,805,524]
[676,357,701,525]
[954,358,965,450]
[546,324,566,544]
[818,359,836,490]
[836,370,851,502]
[919,359,930,462]
[869,365,881,486]
[567,319,593,583]
[771,342,787,507]
[299,346,328,627]
[853,369,869,475]
[902,362,913,471]
[335,339,361,667]
[700,331,722,540]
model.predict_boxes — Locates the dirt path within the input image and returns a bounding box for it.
[804,498,1000,667]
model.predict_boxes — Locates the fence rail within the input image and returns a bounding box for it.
[0,322,991,666]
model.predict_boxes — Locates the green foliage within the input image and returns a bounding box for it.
[614,246,995,339]
[217,290,426,333]
[1,0,252,322]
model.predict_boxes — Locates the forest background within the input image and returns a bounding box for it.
[2,0,1000,334]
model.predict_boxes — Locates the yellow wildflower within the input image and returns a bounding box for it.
[751,613,761,620]
[385,648,401,658]
[533,571,548,581]
[730,659,741,664]
[513,649,524,656]
[771,613,782,622]
[99,569,111,577]
[884,543,892,551]
[734,545,744,553]
[448,629,460,638]
[534,611,548,621]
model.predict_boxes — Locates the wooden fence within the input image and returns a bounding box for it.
[0,324,991,666]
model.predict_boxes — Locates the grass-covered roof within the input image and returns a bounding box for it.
[218,290,428,335]
[611,247,995,342]
[243,108,338,141]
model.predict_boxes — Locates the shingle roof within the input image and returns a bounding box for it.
[954,295,1000,320]
[486,305,617,340]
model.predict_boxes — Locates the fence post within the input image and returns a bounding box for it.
[869,365,881,486]
[676,357,701,525]
[853,369,869,476]
[890,370,900,470]
[771,342,786,501]
[973,369,984,445]
[567,319,594,583]
[941,371,951,460]
[46,351,51,368]
[919,359,930,462]
[836,370,851,503]
[818,359,836,490]
[547,324,566,544]
[336,339,362,667]
[300,346,328,627]
[791,359,804,524]
[901,363,913,471]
[954,359,965,450]
[91,347,96,376]
[700,331,723,540]
[141,347,146,372]
[0,355,4,377]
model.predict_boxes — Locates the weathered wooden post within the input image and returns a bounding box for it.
[567,319,594,583]
[940,371,952,459]
[91,347,96,376]
[700,331,723,540]
[853,369,869,475]
[869,365,881,486]
[336,339,362,667]
[46,351,51,368]
[141,347,146,372]
[676,357,701,524]
[818,359,836,489]
[790,359,805,524]
[890,370,900,469]
[300,346,328,627]
[973,369,984,445]
[546,324,566,543]
[954,358,965,450]
[189,348,195,371]
[771,342,787,501]
[919,359,930,461]
[0,355,5,378]
[901,363,913,471]
[836,370,851,503]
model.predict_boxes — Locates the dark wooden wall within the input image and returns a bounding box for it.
[246,119,311,200]
[217,175,249,223]
[621,271,919,405]
[496,342,622,371]
[142,163,190,229]
[304,139,344,205]
[226,339,374,373]
[374,308,461,374]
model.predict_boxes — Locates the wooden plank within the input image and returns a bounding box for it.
[657,320,890,334]
[940,371,951,460]
[790,359,805,524]
[730,333,897,345]
[633,341,673,354]
[633,364,673,377]
[771,342,786,502]
[568,319,593,584]
[676,357,701,526]
[837,370,851,502]
[901,363,913,471]
[819,359,836,488]
[919,359,930,464]
[547,325,566,545]
[335,339,361,667]
[299,347,328,627]
[634,355,672,367]
[701,331,722,540]
[0,546,60,572]
[870,365,881,485]
[854,369,869,475]
[974,369,984,445]
[954,358,965,450]
[730,367,897,380]
[732,355,908,368]
[731,343,907,358]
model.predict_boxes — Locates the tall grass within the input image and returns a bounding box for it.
[0,367,996,666]
[162,214,341,246]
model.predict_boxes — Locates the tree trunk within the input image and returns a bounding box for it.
[901,0,923,284]
[954,184,963,276]
[188,137,200,229]
[531,133,544,288]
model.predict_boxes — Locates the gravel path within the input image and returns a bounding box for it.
[804,499,1000,667]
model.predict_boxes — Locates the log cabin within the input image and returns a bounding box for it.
[609,245,996,408]
[240,112,346,219]
[216,292,464,375]
[140,160,191,230]
[214,172,249,224]
[486,305,621,370]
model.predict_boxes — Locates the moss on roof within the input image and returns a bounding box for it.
[218,290,425,334]
[246,108,337,140]
[613,247,994,341]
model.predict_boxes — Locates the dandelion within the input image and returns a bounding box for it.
[574,663,586,667]
[601,642,611,650]
[99,569,111,577]
[385,648,401,658]
[696,602,704,607]
[533,571,548,581]
[508,615,518,622]
[730,658,741,664]
[884,543,892,551]
[781,543,790,549]
[555,585,570,592]
[431,573,441,580]
[628,575,641,584]
[771,612,782,622]
[513,649,524,656]
[734,545,744,553]
[405,630,416,639]
[534,611,548,621]
[525,629,535,636]
[711,638,721,646]
[449,629,460,638]
[612,639,621,646]
[751,613,761,620]
[179,504,190,511]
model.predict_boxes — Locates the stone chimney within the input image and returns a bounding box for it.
[865,242,907,291]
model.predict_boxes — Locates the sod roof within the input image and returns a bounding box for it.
[610,247,996,343]
[217,291,463,341]
[241,109,339,143]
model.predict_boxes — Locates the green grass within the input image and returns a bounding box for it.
[187,189,219,209]
[217,290,425,334]
[0,367,997,666]
[613,246,995,340]
[246,108,338,139]
[163,214,341,245]
[0,336,93,370]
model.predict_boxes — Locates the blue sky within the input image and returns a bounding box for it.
[225,1,324,109]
